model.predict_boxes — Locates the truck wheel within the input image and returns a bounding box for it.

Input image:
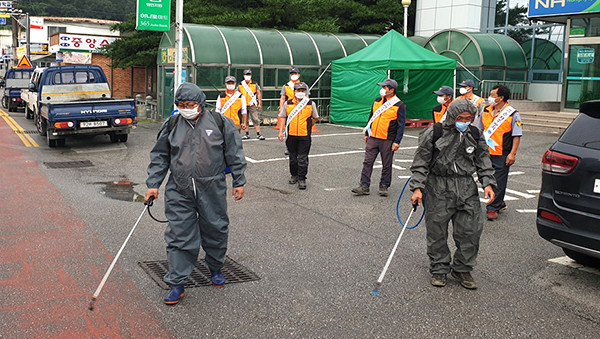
[37,115,47,136]
[1,97,7,109]
[109,133,119,143]
[118,134,128,142]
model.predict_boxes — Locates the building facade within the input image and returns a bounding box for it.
[415,0,496,37]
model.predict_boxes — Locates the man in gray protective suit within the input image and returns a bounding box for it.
[145,82,247,305]
[409,99,496,290]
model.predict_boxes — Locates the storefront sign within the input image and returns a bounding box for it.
[529,0,600,18]
[577,48,594,64]
[58,34,117,52]
[160,47,190,64]
[30,17,43,30]
[31,43,49,55]
[0,1,13,10]
[63,51,92,64]
[569,27,585,37]
[136,0,171,32]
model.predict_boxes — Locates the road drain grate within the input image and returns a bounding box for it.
[138,256,260,289]
[16,130,38,134]
[43,160,94,169]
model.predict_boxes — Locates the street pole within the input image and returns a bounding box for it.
[26,12,30,59]
[174,0,183,102]
[401,0,411,38]
[504,0,510,35]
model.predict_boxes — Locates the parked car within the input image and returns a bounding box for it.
[537,100,600,266]
[21,65,137,147]
[2,67,34,113]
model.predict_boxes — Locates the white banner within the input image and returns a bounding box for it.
[63,51,92,65]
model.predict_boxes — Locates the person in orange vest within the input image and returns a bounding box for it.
[278,67,302,155]
[432,86,453,123]
[456,79,485,118]
[278,82,318,190]
[352,79,406,197]
[474,85,522,221]
[239,69,265,140]
[215,75,247,132]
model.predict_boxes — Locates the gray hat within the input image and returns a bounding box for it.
[293,82,308,90]
[444,98,478,127]
[458,79,476,88]
[175,82,206,108]
[433,86,454,96]
[289,67,300,74]
[225,75,236,83]
[377,79,398,89]
[243,69,252,75]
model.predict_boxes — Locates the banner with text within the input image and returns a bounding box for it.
[136,0,171,31]
[58,34,117,52]
[528,0,600,18]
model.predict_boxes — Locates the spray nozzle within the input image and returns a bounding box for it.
[412,201,418,211]
[145,195,155,206]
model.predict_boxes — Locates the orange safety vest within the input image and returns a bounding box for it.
[283,80,300,101]
[456,94,486,110]
[239,81,258,106]
[369,97,403,140]
[219,92,244,125]
[285,98,314,137]
[432,103,448,123]
[481,104,516,156]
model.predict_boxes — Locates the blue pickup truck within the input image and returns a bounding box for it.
[21,65,137,147]
[2,67,34,113]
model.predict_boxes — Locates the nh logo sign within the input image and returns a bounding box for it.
[535,0,565,9]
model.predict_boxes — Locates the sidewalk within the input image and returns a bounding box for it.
[0,116,171,337]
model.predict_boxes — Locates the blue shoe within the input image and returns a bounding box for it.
[164,285,184,305]
[210,269,226,287]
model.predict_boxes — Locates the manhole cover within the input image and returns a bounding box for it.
[139,256,260,289]
[43,160,94,169]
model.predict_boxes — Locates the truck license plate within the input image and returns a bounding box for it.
[80,121,108,128]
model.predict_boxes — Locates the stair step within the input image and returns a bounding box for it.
[522,117,574,126]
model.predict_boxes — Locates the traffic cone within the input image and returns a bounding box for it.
[311,122,321,133]
[273,116,283,129]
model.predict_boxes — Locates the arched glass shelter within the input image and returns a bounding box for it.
[423,29,529,97]
[520,38,562,82]
[157,24,379,118]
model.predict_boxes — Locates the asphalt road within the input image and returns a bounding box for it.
[2,109,600,338]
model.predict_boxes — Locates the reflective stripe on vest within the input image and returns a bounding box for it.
[482,104,515,155]
[240,81,257,106]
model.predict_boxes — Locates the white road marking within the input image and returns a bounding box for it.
[478,187,518,202]
[395,159,413,162]
[72,143,127,153]
[376,160,406,170]
[324,187,351,191]
[548,256,600,276]
[516,209,537,213]
[527,189,540,194]
[246,149,366,163]
[320,124,420,139]
[398,175,411,179]
[505,188,536,199]
[508,171,525,176]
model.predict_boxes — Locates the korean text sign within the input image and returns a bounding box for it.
[136,0,171,32]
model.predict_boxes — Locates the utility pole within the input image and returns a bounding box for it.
[174,0,183,96]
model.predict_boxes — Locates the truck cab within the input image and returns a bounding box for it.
[21,65,137,147]
[2,67,34,113]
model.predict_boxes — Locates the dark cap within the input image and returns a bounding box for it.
[225,75,236,83]
[433,86,453,96]
[377,79,398,89]
[175,82,206,107]
[293,82,308,90]
[458,79,476,88]
[289,67,300,74]
[243,69,252,75]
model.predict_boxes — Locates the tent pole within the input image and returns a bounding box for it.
[453,68,457,97]
[387,69,390,78]
[309,62,331,92]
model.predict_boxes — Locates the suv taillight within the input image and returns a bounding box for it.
[542,150,578,174]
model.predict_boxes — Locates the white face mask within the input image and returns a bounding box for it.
[437,96,446,105]
[179,107,200,120]
[226,84,236,91]
[244,75,252,81]
[290,74,300,81]
[380,88,387,97]
[295,92,306,99]
[459,87,468,95]
[488,96,497,105]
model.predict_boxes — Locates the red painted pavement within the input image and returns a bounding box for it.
[0,119,172,337]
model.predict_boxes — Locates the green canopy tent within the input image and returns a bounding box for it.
[330,30,457,126]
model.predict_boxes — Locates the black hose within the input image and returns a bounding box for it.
[145,196,168,223]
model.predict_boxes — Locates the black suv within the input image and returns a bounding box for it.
[537,100,600,266]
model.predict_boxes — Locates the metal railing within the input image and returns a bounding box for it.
[480,80,530,101]
[135,95,159,121]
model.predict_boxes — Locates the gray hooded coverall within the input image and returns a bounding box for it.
[146,83,247,287]
[409,99,496,274]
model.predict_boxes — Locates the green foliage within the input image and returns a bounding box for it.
[101,18,163,69]
[16,0,135,21]
[495,0,531,44]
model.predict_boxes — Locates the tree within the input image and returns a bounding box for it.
[494,0,531,43]
[16,0,135,21]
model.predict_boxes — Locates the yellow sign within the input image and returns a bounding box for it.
[0,14,9,18]
[17,55,32,68]
[160,47,189,64]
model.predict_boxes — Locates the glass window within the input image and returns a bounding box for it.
[559,114,600,150]
[571,18,600,38]
[565,44,600,109]
[262,68,276,87]
[75,71,89,83]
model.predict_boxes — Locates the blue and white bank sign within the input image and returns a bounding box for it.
[528,0,600,18]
